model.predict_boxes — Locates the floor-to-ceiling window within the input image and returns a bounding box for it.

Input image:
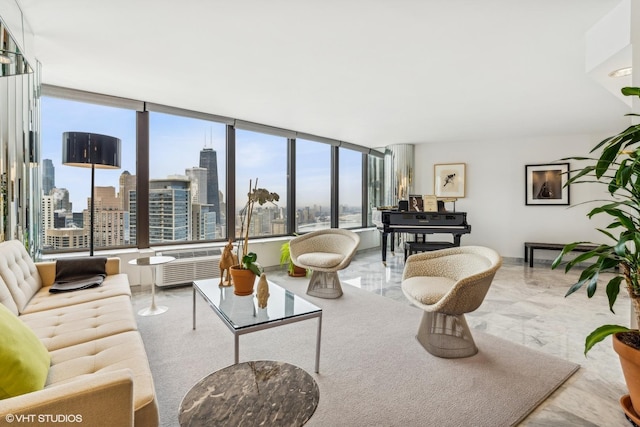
[149,112,227,244]
[338,147,363,228]
[39,87,383,255]
[295,138,331,232]
[235,129,287,239]
[40,96,136,252]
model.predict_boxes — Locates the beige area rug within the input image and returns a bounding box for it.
[134,277,579,427]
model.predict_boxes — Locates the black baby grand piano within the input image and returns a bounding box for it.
[375,210,471,262]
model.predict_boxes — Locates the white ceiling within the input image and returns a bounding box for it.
[5,0,634,148]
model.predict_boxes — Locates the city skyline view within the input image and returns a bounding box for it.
[41,96,363,226]
[41,97,362,249]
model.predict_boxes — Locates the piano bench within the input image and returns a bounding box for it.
[404,241,457,261]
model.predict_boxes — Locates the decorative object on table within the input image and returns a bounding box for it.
[62,132,121,256]
[408,194,423,212]
[525,163,570,206]
[434,163,465,198]
[279,239,307,277]
[219,239,238,287]
[551,86,640,419]
[229,178,279,296]
[229,264,256,296]
[423,195,438,212]
[257,273,269,308]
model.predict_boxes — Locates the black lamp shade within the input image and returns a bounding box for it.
[62,132,121,169]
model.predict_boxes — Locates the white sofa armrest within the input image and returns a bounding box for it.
[0,369,134,427]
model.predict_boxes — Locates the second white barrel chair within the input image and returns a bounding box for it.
[289,229,360,298]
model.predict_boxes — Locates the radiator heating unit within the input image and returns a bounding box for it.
[156,248,221,287]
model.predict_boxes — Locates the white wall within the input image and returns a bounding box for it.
[413,132,619,259]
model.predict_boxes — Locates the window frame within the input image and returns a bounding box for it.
[40,84,384,255]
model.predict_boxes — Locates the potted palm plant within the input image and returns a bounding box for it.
[229,179,279,295]
[552,86,640,418]
[280,238,307,277]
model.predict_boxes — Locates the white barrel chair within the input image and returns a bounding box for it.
[401,246,502,358]
[289,229,360,298]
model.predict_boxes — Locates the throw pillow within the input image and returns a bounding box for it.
[55,257,107,282]
[0,303,50,399]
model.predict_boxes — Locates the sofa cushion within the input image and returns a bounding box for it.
[20,295,137,351]
[401,276,456,305]
[0,303,50,399]
[297,252,344,269]
[20,274,131,314]
[0,275,19,315]
[48,331,159,426]
[0,241,42,314]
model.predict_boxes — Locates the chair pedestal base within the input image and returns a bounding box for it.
[416,311,477,358]
[306,271,343,299]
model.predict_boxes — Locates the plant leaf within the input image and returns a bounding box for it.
[585,324,631,355]
[565,279,587,297]
[622,87,640,97]
[605,276,624,312]
[586,273,599,298]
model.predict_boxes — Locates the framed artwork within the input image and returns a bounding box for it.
[525,163,570,206]
[408,195,424,212]
[434,163,466,198]
[423,195,438,212]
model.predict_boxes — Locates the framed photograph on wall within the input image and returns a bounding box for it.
[525,163,570,205]
[408,195,424,212]
[434,163,466,198]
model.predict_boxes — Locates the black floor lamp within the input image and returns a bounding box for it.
[62,132,121,256]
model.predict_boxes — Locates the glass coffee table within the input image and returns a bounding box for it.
[192,278,322,373]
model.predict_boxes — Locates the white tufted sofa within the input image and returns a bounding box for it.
[289,229,360,298]
[402,245,502,358]
[0,240,158,427]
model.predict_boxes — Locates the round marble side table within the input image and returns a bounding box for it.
[179,360,319,427]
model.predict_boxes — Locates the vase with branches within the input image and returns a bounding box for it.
[233,178,279,276]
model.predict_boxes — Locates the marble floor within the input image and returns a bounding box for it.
[334,248,630,426]
[144,246,631,426]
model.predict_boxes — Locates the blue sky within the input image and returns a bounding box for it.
[42,97,361,212]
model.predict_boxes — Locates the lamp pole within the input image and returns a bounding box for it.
[90,163,95,256]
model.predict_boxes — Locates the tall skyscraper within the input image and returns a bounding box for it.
[148,178,191,243]
[119,170,136,212]
[199,148,221,223]
[41,194,55,242]
[42,158,55,195]
[50,188,72,212]
[84,186,127,248]
[186,167,208,204]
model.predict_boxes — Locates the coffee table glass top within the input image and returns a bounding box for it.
[193,278,321,330]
